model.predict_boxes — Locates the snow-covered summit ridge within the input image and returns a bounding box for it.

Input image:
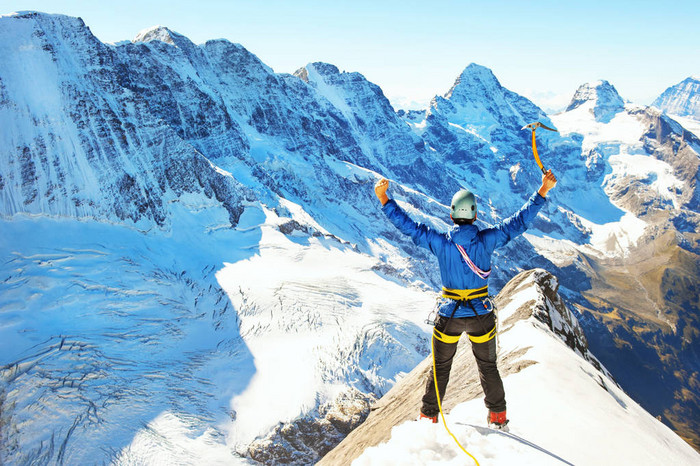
[133,25,180,45]
[293,62,346,85]
[652,76,700,120]
[3,10,76,19]
[295,61,387,96]
[426,61,551,139]
[322,269,699,466]
[291,59,426,171]
[565,80,625,123]
[2,10,46,18]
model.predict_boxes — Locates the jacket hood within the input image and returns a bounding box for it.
[447,224,479,243]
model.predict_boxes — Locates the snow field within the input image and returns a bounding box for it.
[581,211,648,256]
[0,203,262,464]
[353,413,569,466]
[216,205,435,447]
[606,151,684,208]
[114,412,250,466]
[553,102,645,152]
[554,101,686,212]
[545,99,688,258]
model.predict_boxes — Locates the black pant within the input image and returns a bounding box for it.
[421,310,506,417]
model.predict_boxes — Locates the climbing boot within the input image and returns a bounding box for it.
[419,412,438,423]
[487,410,509,431]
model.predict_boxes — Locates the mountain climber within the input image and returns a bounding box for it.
[374,170,557,429]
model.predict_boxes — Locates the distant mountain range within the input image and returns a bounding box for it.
[1,11,698,464]
[653,76,700,119]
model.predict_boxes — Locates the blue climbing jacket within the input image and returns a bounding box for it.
[382,191,547,317]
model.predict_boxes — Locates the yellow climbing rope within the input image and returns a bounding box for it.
[431,335,480,466]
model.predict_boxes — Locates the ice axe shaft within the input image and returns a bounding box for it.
[521,122,557,174]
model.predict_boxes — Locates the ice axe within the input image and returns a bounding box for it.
[521,122,558,174]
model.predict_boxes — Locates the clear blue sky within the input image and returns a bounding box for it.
[3,0,699,110]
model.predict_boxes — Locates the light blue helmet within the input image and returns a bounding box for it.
[450,189,476,220]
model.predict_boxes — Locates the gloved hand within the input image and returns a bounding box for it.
[538,170,557,198]
[375,178,389,205]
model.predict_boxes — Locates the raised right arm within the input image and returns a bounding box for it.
[480,169,557,250]
[375,178,445,255]
[382,200,446,255]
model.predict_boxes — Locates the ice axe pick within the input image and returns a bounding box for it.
[521,122,558,174]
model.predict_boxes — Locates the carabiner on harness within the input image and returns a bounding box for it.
[425,296,452,326]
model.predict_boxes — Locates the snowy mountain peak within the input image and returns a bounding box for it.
[460,62,499,80]
[133,25,183,46]
[294,62,341,84]
[652,76,700,119]
[566,80,624,110]
[445,63,501,99]
[426,62,549,147]
[307,61,341,77]
[565,80,625,122]
[294,61,391,111]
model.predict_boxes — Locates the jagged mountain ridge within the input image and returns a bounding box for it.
[0,13,250,228]
[653,76,700,120]
[1,10,699,463]
[400,64,607,250]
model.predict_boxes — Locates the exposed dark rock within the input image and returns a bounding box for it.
[245,389,372,465]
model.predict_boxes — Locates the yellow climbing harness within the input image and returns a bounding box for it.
[441,285,488,301]
[432,325,497,345]
[467,325,497,344]
[432,327,461,344]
